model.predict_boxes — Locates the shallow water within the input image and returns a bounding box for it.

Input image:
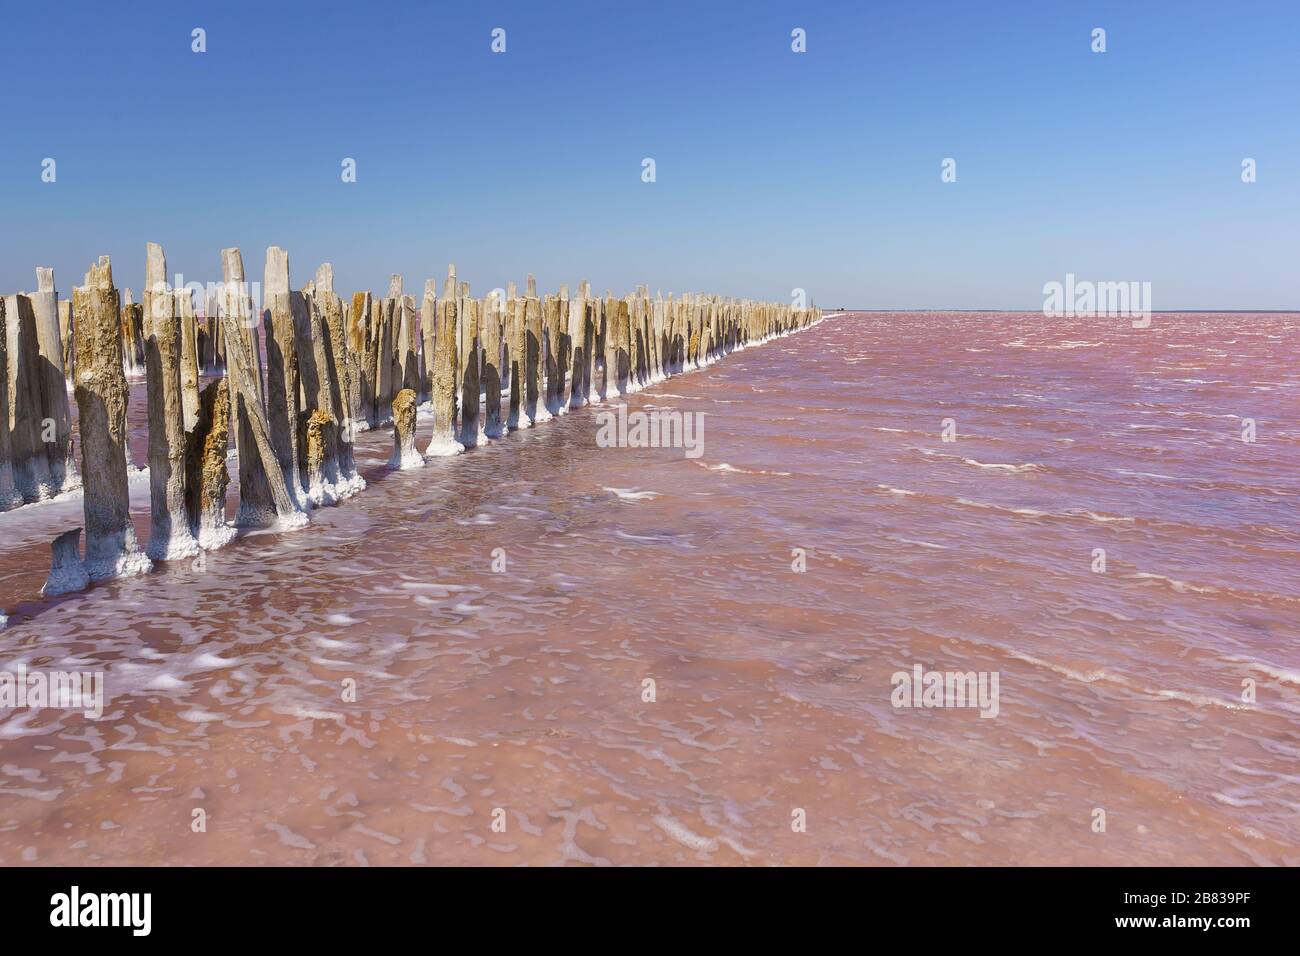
[1,312,1297,865]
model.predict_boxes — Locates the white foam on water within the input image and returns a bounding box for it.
[961,458,1042,473]
[653,815,717,853]
[693,461,791,476]
[876,484,917,496]
[603,487,662,501]
[1126,571,1218,594]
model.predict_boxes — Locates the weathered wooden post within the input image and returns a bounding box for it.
[73,257,152,580]
[399,293,420,395]
[120,288,146,377]
[566,286,586,410]
[41,527,90,596]
[31,268,78,494]
[221,247,262,404]
[615,297,632,395]
[4,292,53,500]
[293,284,334,504]
[221,288,307,532]
[388,388,422,469]
[178,286,201,431]
[506,279,526,430]
[580,281,598,405]
[346,291,369,428]
[419,280,436,405]
[200,289,220,372]
[263,247,306,507]
[543,290,564,416]
[601,293,618,400]
[314,264,364,497]
[0,298,22,510]
[58,298,75,387]
[371,292,392,426]
[523,277,545,426]
[424,270,463,457]
[185,378,235,550]
[665,293,680,375]
[143,244,200,560]
[458,290,481,447]
[481,287,504,438]
[650,291,665,383]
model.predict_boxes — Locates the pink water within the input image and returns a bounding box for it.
[1,312,1297,865]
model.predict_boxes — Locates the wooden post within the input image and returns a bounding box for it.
[73,257,152,580]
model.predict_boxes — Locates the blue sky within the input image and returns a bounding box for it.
[0,0,1295,309]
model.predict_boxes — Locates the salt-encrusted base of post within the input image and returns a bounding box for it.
[388,389,423,469]
[73,257,153,582]
[41,527,90,597]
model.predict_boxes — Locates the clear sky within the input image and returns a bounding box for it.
[0,0,1295,309]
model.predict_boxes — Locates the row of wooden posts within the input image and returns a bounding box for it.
[0,247,821,600]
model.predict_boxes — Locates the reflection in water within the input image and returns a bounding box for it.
[1,312,1297,865]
